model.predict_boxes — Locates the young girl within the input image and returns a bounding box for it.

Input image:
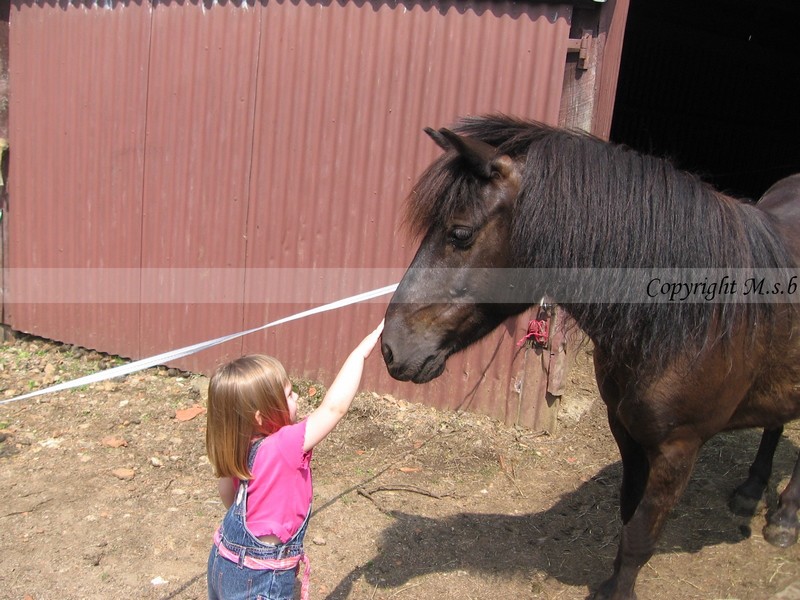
[206,321,384,600]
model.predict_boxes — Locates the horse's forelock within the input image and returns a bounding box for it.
[404,153,489,239]
[405,115,551,238]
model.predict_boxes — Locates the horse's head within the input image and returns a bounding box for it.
[382,126,527,383]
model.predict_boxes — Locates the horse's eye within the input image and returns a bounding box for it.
[449,226,474,247]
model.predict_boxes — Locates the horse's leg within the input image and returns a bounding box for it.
[596,358,649,523]
[606,407,649,522]
[595,435,701,600]
[763,450,800,547]
[730,427,783,516]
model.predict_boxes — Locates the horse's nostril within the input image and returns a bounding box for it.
[381,342,394,366]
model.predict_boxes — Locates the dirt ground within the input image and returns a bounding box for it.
[2,334,800,600]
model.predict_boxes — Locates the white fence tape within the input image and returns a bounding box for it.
[0,283,398,406]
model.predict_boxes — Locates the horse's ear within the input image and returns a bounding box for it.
[424,127,451,151]
[437,128,499,179]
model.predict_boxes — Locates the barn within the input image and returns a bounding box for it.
[0,0,797,428]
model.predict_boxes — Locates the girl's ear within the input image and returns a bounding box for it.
[254,410,264,427]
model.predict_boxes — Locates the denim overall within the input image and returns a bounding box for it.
[208,438,311,600]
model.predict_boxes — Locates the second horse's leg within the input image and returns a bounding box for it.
[730,427,783,516]
[764,450,800,547]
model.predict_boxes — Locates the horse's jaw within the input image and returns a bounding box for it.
[382,342,450,383]
[382,305,520,384]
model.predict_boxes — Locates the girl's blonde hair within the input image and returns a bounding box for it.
[206,354,292,480]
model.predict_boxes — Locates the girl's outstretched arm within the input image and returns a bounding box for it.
[303,321,384,452]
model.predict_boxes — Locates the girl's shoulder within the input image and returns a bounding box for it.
[271,418,307,441]
[255,419,310,466]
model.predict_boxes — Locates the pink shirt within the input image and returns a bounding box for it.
[241,419,313,542]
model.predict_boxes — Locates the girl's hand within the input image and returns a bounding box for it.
[356,320,384,359]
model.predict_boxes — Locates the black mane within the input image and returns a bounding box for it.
[407,115,795,368]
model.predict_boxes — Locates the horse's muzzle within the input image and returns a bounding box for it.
[381,340,447,383]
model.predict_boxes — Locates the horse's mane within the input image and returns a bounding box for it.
[406,114,795,367]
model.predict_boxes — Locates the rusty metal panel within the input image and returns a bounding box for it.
[137,0,262,372]
[240,0,572,423]
[6,0,151,356]
[1,10,9,327]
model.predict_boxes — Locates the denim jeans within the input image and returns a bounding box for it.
[207,543,299,600]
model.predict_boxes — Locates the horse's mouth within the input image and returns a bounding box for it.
[386,350,449,384]
[410,355,447,383]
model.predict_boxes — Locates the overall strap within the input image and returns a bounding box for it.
[247,436,266,471]
[235,437,266,503]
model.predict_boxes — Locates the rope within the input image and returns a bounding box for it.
[516,318,549,348]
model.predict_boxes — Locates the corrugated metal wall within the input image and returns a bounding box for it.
[7,0,150,354]
[6,0,574,426]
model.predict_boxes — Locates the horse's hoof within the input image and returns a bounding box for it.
[763,522,799,548]
[729,491,762,517]
[589,580,638,600]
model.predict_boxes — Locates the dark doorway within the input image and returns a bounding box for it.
[610,0,800,201]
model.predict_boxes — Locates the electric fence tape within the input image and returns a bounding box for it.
[0,283,398,406]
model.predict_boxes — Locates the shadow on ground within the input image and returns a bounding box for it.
[323,428,799,599]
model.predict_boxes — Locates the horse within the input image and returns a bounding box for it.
[380,114,800,600]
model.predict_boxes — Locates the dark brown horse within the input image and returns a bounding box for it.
[381,115,800,600]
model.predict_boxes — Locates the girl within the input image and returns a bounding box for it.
[206,321,384,600]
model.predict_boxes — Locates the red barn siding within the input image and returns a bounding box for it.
[5,0,585,426]
[240,0,571,421]
[6,0,151,355]
[138,0,262,368]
